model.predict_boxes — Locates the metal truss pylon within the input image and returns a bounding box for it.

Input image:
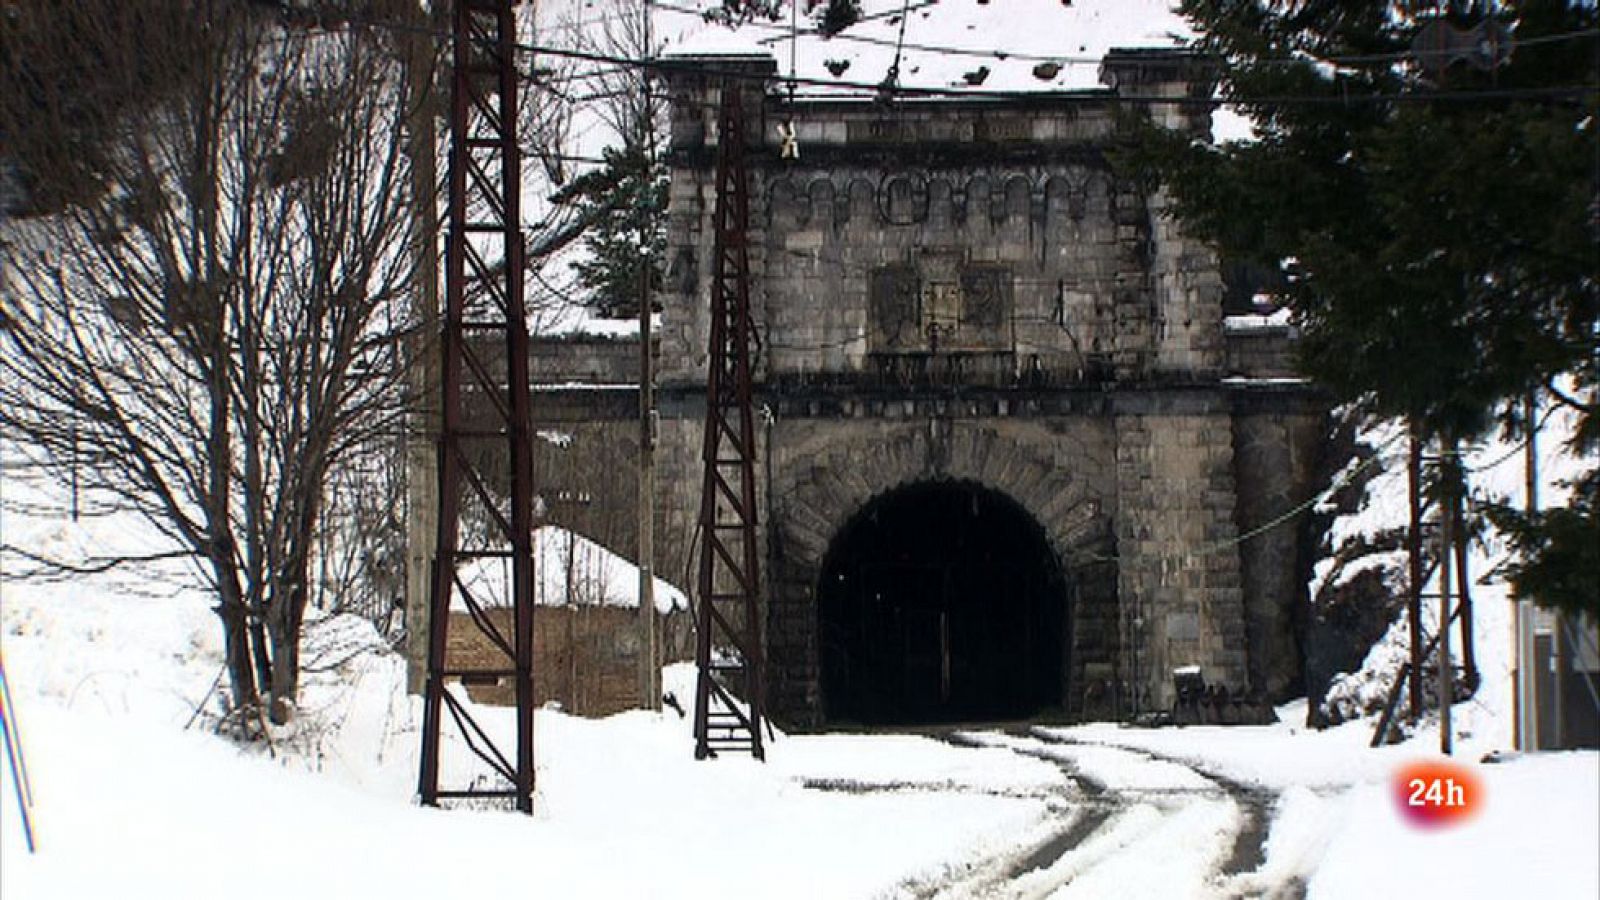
[692,82,767,761]
[418,0,536,812]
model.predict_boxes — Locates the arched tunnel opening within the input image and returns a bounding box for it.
[817,480,1069,726]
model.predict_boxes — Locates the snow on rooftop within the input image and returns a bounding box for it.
[656,0,1192,96]
[454,525,690,614]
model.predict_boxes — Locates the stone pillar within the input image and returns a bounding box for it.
[1115,391,1248,710]
[1231,393,1328,701]
[1108,175,1154,381]
[1102,50,1225,382]
[658,54,776,389]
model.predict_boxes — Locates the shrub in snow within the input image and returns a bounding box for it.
[1303,410,1415,727]
[1307,529,1410,727]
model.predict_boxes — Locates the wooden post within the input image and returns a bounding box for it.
[1438,445,1455,756]
[567,529,578,712]
[1517,391,1539,749]
[402,6,440,695]
[635,0,662,713]
[1406,425,1426,722]
[1454,485,1477,689]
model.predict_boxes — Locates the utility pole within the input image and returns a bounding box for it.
[418,0,537,813]
[1437,446,1456,756]
[691,80,767,760]
[402,0,441,696]
[1454,478,1476,689]
[1406,425,1425,722]
[1517,390,1539,749]
[636,0,660,712]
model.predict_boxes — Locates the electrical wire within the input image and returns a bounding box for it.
[1460,402,1564,476]
[650,0,1599,72]
[270,4,1599,108]
[883,0,913,91]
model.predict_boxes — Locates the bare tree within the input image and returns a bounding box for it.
[0,1,417,727]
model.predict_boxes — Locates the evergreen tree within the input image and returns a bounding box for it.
[818,0,863,36]
[1491,470,1600,619]
[556,143,667,319]
[1129,0,1597,614]
[705,0,787,25]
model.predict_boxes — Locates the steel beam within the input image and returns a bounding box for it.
[419,0,536,812]
[692,82,767,760]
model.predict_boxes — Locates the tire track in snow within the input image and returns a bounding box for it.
[1022,728,1305,900]
[910,728,1302,899]
[861,729,1131,900]
[961,731,1235,899]
[802,726,1303,900]
[882,731,1192,900]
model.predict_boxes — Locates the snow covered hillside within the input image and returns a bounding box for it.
[4,445,1597,898]
[1313,399,1591,744]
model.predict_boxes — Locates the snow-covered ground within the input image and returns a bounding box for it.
[4,428,1598,899]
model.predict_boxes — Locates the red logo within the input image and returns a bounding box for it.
[1394,759,1482,828]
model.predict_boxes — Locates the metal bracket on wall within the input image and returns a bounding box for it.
[692,82,768,761]
[418,0,537,812]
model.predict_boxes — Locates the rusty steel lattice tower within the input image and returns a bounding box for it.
[418,0,536,811]
[692,82,767,760]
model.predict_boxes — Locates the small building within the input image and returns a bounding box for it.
[444,528,694,717]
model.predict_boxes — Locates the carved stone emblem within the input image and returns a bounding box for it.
[870,266,920,350]
[870,263,1012,353]
[960,266,1008,340]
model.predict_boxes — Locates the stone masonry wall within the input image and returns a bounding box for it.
[1231,390,1330,701]
[632,49,1318,725]
[1114,393,1249,710]
[422,47,1324,720]
[424,49,1330,725]
[762,402,1116,724]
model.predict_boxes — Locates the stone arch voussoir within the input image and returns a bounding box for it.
[777,425,1106,575]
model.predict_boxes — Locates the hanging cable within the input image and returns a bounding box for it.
[249,4,1599,108]
[780,0,801,159]
[879,0,914,100]
[788,0,799,105]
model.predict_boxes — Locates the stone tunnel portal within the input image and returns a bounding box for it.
[817,481,1069,726]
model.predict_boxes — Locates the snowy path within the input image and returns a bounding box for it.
[826,727,1304,900]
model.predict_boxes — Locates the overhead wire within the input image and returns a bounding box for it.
[882,0,914,91]
[650,1,1599,72]
[284,5,1599,108]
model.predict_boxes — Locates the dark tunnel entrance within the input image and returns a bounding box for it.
[817,481,1068,726]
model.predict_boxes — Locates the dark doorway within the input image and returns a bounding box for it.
[817,480,1068,725]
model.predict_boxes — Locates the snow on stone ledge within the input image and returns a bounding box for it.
[531,382,638,391]
[1220,376,1312,387]
[1223,308,1294,333]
